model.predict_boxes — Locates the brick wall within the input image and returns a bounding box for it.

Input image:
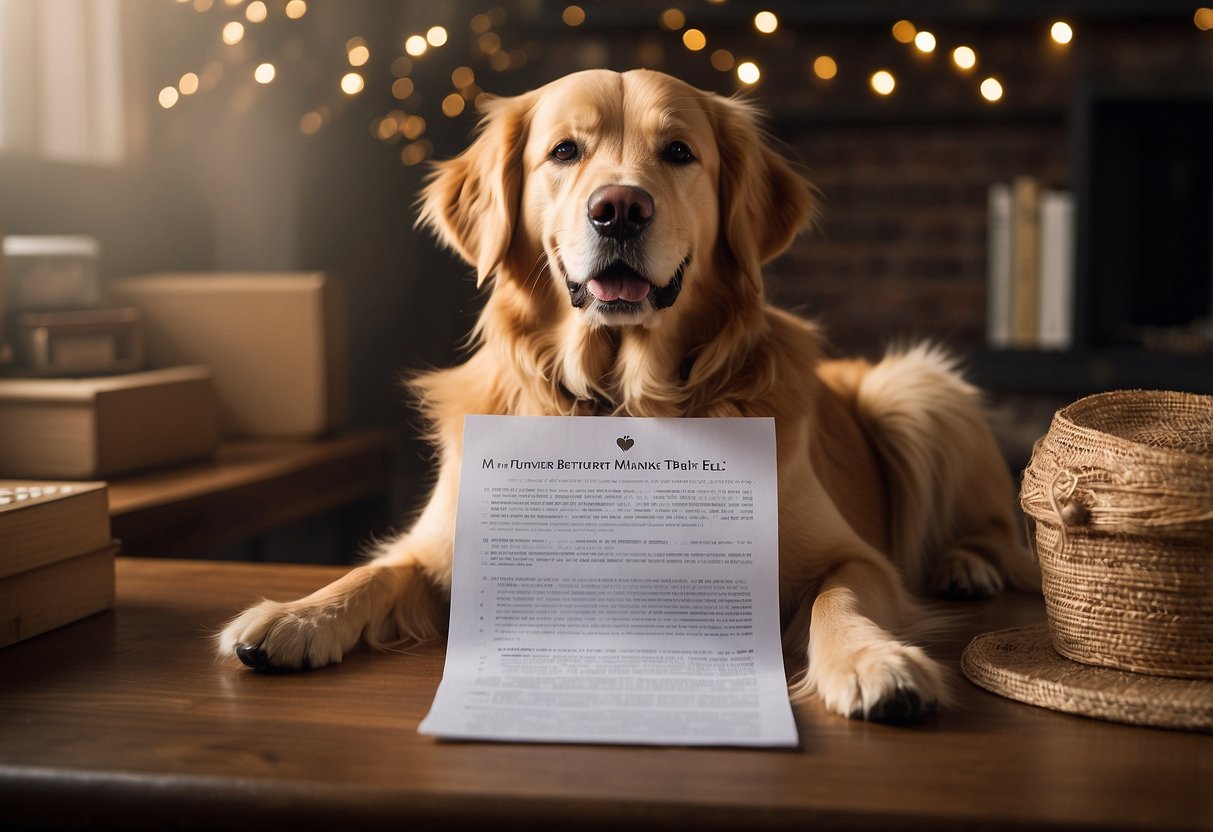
[771,120,1069,358]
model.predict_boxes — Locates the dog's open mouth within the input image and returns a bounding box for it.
[566,258,688,313]
[588,262,652,303]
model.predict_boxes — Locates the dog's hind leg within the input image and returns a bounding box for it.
[929,543,1005,600]
[853,344,1038,597]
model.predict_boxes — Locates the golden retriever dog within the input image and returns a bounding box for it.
[219,69,1035,721]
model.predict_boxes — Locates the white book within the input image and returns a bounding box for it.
[986,184,1013,349]
[1037,191,1075,350]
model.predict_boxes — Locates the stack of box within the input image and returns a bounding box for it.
[0,237,221,479]
[2,236,143,377]
[1,247,347,480]
[0,481,116,647]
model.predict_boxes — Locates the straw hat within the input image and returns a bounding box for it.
[962,390,1213,732]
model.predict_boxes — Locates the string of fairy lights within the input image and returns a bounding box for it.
[160,2,1213,168]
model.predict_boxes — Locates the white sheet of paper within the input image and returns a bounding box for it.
[418,415,798,747]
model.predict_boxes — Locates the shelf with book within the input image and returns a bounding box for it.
[981,85,1213,395]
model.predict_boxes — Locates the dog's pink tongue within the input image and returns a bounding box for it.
[587,274,651,302]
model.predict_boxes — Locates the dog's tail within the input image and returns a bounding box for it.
[848,344,1038,594]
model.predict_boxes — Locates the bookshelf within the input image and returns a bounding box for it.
[979,85,1213,396]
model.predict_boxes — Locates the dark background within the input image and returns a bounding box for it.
[2,0,1210,555]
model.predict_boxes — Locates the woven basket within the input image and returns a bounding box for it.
[1020,389,1213,680]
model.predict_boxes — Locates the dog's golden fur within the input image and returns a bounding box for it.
[219,70,1035,721]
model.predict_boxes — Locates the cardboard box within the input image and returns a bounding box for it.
[0,366,219,479]
[106,273,347,438]
[0,543,117,648]
[2,236,102,311]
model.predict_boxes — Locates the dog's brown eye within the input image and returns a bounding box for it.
[662,140,695,164]
[551,140,579,162]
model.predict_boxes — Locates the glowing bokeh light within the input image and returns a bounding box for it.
[347,38,370,66]
[300,111,323,135]
[402,115,426,139]
[477,32,501,54]
[981,77,1004,102]
[870,70,896,95]
[1050,21,1074,44]
[401,141,431,166]
[914,31,936,53]
[892,20,916,44]
[754,11,778,34]
[442,93,466,117]
[376,116,398,140]
[222,21,244,45]
[562,5,585,26]
[392,77,415,99]
[710,49,734,71]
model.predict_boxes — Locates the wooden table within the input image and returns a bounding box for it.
[106,430,395,557]
[1,559,1209,832]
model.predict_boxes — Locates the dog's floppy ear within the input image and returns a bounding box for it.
[708,95,817,286]
[417,93,532,285]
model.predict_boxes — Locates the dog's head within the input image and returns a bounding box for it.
[419,69,815,330]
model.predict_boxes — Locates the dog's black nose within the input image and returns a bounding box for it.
[587,185,654,239]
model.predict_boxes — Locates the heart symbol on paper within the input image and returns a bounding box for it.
[616,436,634,452]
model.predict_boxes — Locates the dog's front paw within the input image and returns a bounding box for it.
[810,641,945,722]
[217,599,356,671]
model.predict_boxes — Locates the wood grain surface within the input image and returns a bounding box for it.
[0,558,1209,832]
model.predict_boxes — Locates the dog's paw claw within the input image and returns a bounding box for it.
[813,642,945,722]
[235,643,273,671]
[865,685,933,723]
